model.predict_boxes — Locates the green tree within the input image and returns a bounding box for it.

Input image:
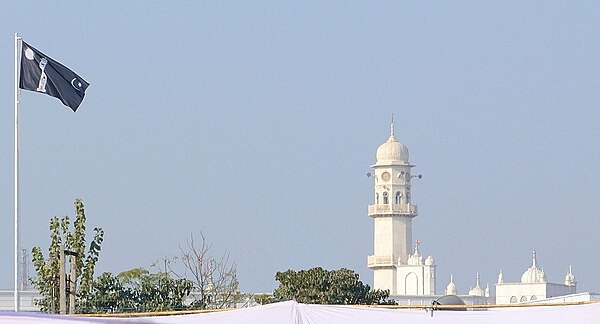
[273,267,391,305]
[124,268,194,312]
[76,272,133,313]
[31,199,104,313]
[252,293,277,305]
[77,268,194,313]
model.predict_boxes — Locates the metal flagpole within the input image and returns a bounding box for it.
[14,32,21,312]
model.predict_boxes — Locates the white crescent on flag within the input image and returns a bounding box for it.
[71,78,83,91]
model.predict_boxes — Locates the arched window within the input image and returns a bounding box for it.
[395,192,402,204]
[376,193,379,204]
[404,272,419,295]
[530,295,537,301]
[520,296,527,302]
[383,192,389,204]
[510,296,517,303]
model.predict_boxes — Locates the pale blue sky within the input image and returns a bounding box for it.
[1,2,600,294]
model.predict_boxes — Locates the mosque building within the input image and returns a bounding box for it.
[495,251,577,304]
[367,122,580,305]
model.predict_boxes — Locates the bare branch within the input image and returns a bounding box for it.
[171,232,243,309]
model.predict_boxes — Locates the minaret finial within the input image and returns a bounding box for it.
[532,250,537,268]
[391,113,395,138]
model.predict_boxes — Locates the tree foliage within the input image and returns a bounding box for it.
[77,269,194,313]
[273,267,390,305]
[31,199,104,313]
[253,293,277,305]
[77,233,243,313]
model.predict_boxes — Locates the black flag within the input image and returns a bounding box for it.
[19,41,89,112]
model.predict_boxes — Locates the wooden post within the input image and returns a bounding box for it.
[59,245,66,314]
[69,254,77,313]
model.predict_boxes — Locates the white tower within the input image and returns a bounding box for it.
[367,122,421,295]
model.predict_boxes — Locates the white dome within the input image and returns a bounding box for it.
[376,135,410,164]
[469,273,485,297]
[469,286,486,296]
[521,251,546,283]
[425,256,435,266]
[521,268,545,283]
[445,275,458,295]
[374,123,410,165]
[564,266,576,286]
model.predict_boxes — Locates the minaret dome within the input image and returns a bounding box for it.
[375,122,410,165]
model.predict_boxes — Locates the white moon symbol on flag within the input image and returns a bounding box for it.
[25,48,34,60]
[71,78,82,90]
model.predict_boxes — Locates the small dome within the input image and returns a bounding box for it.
[521,251,546,283]
[425,256,435,266]
[407,240,423,265]
[564,266,576,286]
[469,273,486,297]
[445,275,458,295]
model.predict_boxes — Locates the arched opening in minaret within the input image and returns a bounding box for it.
[395,192,401,204]
[376,193,379,204]
[383,192,389,204]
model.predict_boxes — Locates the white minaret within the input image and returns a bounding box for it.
[367,121,419,294]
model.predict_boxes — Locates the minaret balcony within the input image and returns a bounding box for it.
[368,255,395,268]
[368,204,417,217]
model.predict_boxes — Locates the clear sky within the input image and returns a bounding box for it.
[1,2,599,295]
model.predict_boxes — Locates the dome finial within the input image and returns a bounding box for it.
[414,239,420,255]
[532,250,537,268]
[390,113,395,138]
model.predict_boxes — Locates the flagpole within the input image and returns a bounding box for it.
[14,32,21,312]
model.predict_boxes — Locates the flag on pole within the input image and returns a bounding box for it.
[19,41,89,112]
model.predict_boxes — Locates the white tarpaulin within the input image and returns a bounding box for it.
[2,301,600,324]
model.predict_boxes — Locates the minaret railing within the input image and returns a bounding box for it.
[368,203,417,215]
